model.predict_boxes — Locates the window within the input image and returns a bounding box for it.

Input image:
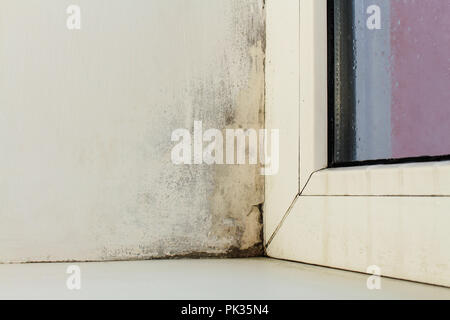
[332,0,450,165]
[265,0,450,288]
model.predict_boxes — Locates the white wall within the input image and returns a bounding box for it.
[0,0,265,262]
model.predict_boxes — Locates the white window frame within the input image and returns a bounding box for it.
[265,0,450,287]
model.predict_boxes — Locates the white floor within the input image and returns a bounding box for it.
[0,258,449,300]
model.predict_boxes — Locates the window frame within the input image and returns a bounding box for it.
[264,0,450,287]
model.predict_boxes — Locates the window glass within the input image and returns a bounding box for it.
[332,0,450,164]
